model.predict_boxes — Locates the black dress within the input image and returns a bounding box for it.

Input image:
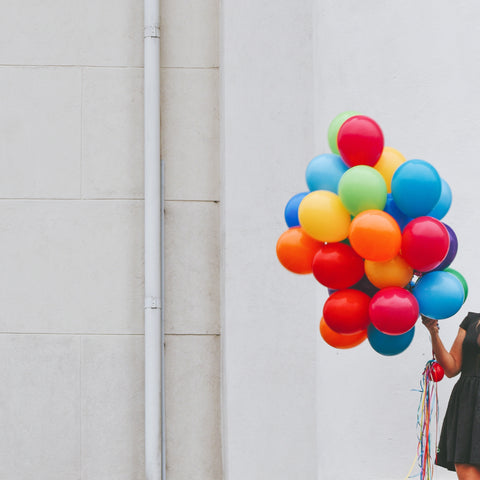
[436,311,480,471]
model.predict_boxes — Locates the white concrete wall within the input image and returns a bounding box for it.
[0,2,145,479]
[221,1,318,478]
[222,1,480,479]
[161,0,222,479]
[0,0,222,479]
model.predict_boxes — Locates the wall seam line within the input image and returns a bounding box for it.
[0,332,145,336]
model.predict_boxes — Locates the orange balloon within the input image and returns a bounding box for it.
[319,317,367,349]
[365,255,414,288]
[349,210,401,261]
[276,227,322,274]
[374,146,406,193]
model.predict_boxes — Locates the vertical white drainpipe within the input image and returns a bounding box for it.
[144,0,165,477]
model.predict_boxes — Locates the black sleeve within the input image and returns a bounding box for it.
[460,312,480,330]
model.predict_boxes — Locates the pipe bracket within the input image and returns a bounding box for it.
[144,25,160,38]
[145,296,162,309]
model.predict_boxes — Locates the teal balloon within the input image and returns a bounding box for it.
[428,178,452,220]
[327,111,360,154]
[368,324,415,356]
[338,165,387,216]
[391,159,441,218]
[412,271,464,319]
[305,153,348,193]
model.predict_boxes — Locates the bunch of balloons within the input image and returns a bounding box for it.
[276,112,468,356]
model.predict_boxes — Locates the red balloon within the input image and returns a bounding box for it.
[401,217,449,272]
[337,115,384,167]
[312,242,364,289]
[323,289,371,334]
[429,362,445,382]
[319,317,367,349]
[369,287,419,335]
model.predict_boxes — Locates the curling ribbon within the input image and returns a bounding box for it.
[403,359,440,480]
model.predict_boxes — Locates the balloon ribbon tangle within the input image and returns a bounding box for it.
[405,360,440,480]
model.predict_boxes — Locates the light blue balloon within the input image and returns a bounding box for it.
[428,178,452,220]
[368,324,415,356]
[391,159,442,218]
[284,192,308,227]
[305,153,349,193]
[412,271,464,320]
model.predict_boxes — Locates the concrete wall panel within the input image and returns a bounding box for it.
[0,0,142,67]
[165,334,222,480]
[82,335,144,480]
[0,335,81,480]
[165,200,220,334]
[0,200,143,334]
[82,67,144,199]
[0,67,82,198]
[160,0,219,68]
[162,68,220,201]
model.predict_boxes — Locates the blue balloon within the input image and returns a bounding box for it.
[412,271,464,319]
[305,153,348,192]
[391,159,442,218]
[383,193,411,231]
[428,178,452,220]
[368,324,415,356]
[284,192,308,227]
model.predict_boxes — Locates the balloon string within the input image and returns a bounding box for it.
[404,360,439,480]
[403,453,419,480]
[419,360,439,480]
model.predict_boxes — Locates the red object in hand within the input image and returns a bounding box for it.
[429,362,445,382]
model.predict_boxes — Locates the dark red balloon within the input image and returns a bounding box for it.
[337,115,384,167]
[312,242,364,289]
[323,289,371,334]
[401,217,449,272]
[369,287,419,335]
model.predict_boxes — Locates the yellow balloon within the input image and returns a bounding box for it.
[374,146,406,193]
[298,190,351,242]
[364,255,414,288]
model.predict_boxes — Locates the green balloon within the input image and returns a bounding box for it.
[338,166,387,216]
[327,111,360,154]
[444,267,468,302]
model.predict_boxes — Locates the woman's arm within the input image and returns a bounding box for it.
[422,316,465,378]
